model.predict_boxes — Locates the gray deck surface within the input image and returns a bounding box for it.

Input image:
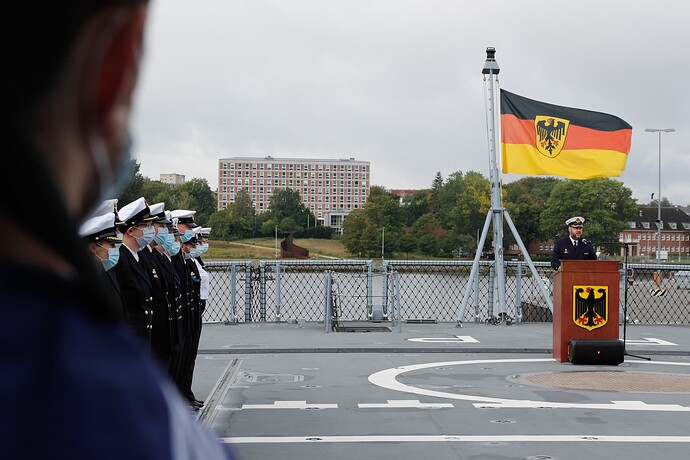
[192,321,690,460]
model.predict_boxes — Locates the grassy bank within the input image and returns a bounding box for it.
[205,238,352,260]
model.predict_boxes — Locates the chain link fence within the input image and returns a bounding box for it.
[202,259,690,325]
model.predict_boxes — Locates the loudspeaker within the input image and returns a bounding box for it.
[567,339,624,365]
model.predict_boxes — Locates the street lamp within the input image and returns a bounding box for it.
[645,128,675,263]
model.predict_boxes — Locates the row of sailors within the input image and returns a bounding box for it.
[78,197,210,409]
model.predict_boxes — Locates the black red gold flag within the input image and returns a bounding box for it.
[501,89,632,179]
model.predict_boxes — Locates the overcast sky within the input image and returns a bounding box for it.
[131,0,689,207]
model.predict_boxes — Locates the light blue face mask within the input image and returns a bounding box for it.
[170,241,181,256]
[100,246,120,271]
[189,247,199,259]
[197,243,208,255]
[135,225,155,249]
[162,232,175,252]
[154,226,169,246]
[180,229,195,243]
[183,251,192,260]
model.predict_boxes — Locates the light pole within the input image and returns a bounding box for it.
[645,128,675,263]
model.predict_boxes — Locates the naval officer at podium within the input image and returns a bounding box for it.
[551,216,597,269]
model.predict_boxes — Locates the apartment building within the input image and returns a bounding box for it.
[217,156,371,233]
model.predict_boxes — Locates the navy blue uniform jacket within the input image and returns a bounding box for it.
[551,236,597,269]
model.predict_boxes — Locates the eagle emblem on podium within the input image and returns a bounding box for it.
[573,285,608,331]
[535,116,569,158]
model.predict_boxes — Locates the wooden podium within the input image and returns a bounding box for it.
[553,260,620,362]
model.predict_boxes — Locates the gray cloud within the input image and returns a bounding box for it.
[132,0,690,206]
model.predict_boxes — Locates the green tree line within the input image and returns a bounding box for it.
[120,159,654,258]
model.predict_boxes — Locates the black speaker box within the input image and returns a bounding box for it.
[567,339,624,365]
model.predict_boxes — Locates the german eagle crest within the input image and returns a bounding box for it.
[573,285,608,331]
[535,116,569,158]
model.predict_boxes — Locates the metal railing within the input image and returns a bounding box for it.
[202,259,690,325]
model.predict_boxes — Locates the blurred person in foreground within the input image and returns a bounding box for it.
[0,1,237,458]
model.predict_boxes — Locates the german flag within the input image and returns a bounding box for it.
[501,89,632,179]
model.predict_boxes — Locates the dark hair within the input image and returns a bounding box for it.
[7,1,147,120]
[3,1,148,322]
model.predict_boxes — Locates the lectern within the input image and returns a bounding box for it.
[553,260,620,362]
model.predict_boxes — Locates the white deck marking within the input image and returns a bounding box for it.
[358,399,454,409]
[407,335,479,343]
[221,434,690,444]
[241,401,338,410]
[625,337,677,346]
[368,358,690,412]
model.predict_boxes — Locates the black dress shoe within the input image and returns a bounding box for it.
[194,399,204,405]
[190,399,204,408]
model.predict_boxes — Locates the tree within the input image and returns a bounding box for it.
[117,158,145,207]
[401,189,431,226]
[267,188,309,231]
[341,209,367,255]
[430,171,444,214]
[440,171,491,252]
[398,232,417,257]
[540,178,637,248]
[341,186,404,257]
[504,177,561,247]
[173,178,216,225]
[207,188,256,240]
[141,178,172,206]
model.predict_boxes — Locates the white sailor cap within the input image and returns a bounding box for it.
[148,202,171,223]
[565,216,585,227]
[79,212,122,242]
[85,198,118,220]
[170,209,197,226]
[117,197,155,229]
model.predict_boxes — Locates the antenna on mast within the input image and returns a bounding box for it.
[457,48,553,327]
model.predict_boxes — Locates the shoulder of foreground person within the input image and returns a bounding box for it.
[0,263,239,459]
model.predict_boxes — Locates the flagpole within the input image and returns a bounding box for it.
[457,48,553,325]
[485,48,508,321]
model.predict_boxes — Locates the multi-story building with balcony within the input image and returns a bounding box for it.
[217,156,371,234]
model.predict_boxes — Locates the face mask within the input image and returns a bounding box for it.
[101,246,120,271]
[198,243,208,255]
[183,252,192,260]
[142,225,156,245]
[154,226,169,246]
[180,229,195,243]
[162,232,175,252]
[189,247,199,258]
[169,241,181,256]
[134,225,155,249]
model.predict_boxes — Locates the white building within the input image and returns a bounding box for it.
[159,173,185,187]
[217,156,371,233]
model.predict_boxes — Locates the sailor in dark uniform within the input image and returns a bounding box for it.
[78,209,127,318]
[551,216,597,270]
[113,197,157,349]
[170,209,204,409]
[139,202,176,373]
